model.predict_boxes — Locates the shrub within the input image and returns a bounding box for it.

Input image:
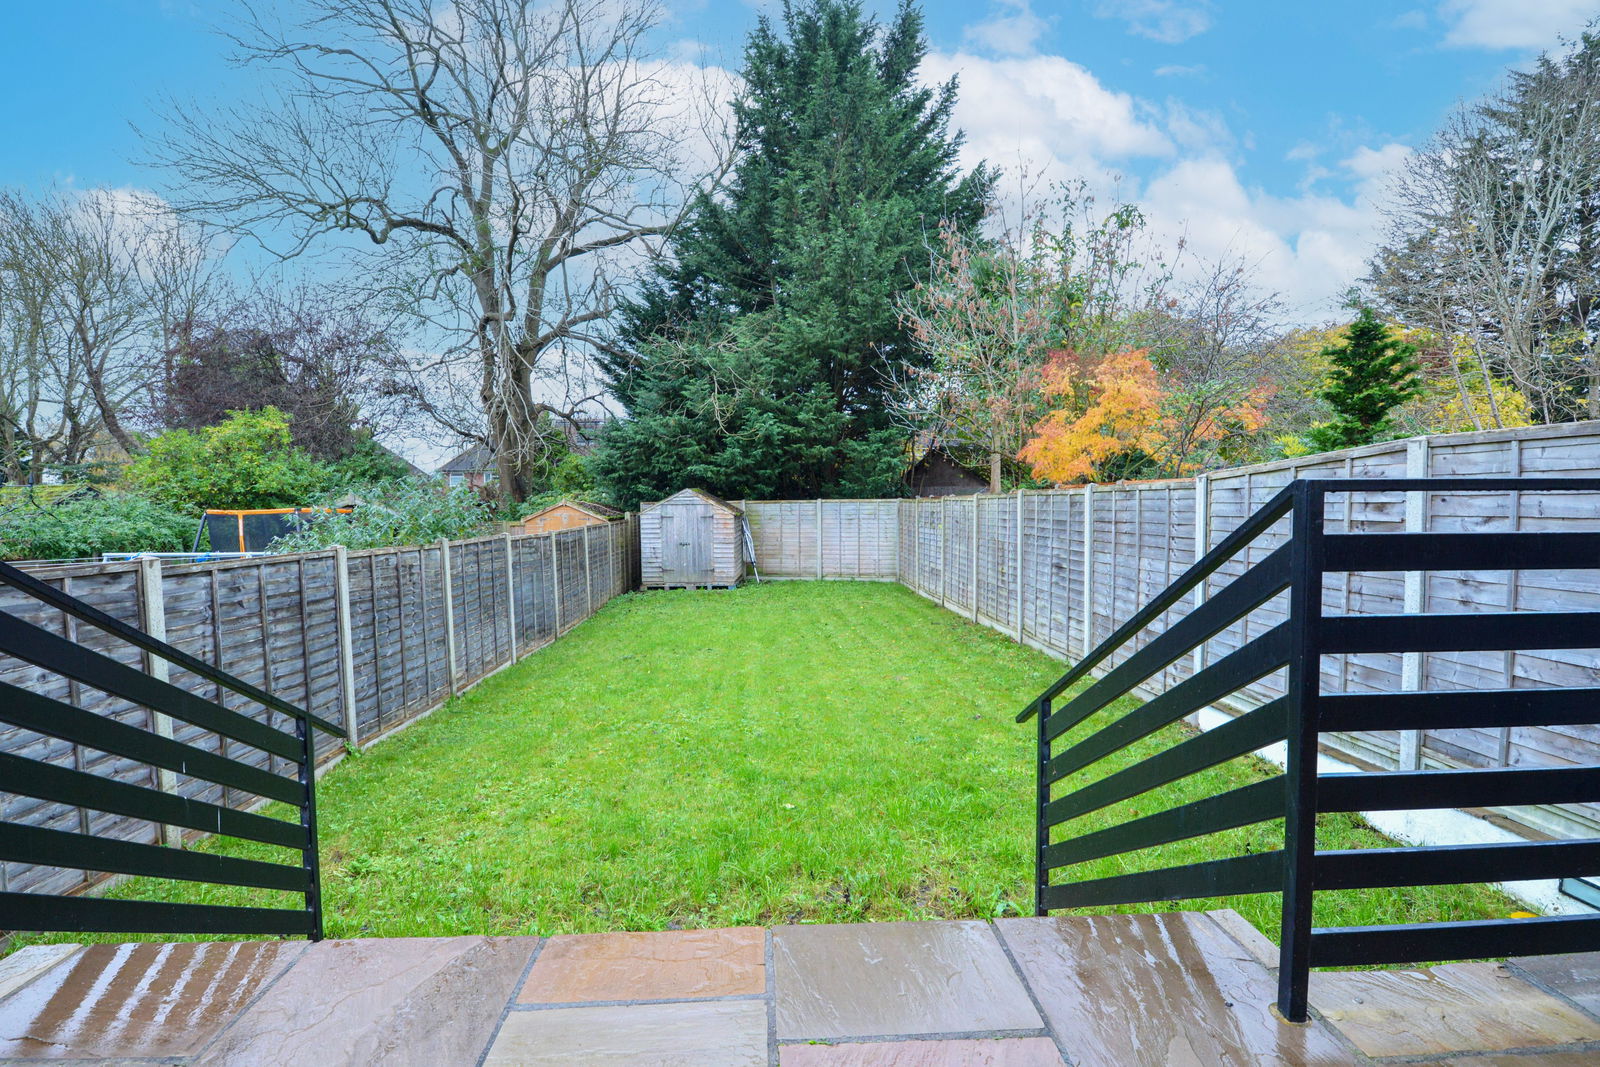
[0,491,195,562]
[127,407,333,512]
[269,480,493,552]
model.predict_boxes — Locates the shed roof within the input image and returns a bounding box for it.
[524,499,622,522]
[641,487,743,514]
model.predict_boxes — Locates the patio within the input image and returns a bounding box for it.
[4,910,1600,1065]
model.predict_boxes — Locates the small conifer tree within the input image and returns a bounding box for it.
[1308,307,1423,450]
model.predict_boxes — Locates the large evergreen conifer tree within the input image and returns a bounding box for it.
[593,0,992,506]
[1309,307,1424,450]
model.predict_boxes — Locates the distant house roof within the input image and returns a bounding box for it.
[436,443,496,475]
[562,415,613,456]
[375,443,428,479]
[641,487,743,514]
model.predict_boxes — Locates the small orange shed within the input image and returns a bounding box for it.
[516,499,622,535]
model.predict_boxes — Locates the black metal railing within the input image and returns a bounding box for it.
[0,558,344,939]
[1019,477,1600,1022]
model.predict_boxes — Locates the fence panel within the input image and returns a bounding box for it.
[738,420,1600,840]
[0,519,642,905]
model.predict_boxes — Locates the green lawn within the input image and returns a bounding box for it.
[18,581,1518,946]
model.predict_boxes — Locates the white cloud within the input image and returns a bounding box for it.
[1139,144,1411,318]
[1154,63,1207,77]
[924,51,1172,179]
[1439,0,1597,49]
[1093,0,1214,44]
[922,50,1410,319]
[965,0,1052,56]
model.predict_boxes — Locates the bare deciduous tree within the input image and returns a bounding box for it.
[150,0,731,499]
[0,188,218,479]
[896,182,1172,491]
[1370,34,1600,421]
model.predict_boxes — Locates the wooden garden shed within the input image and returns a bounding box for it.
[640,489,746,588]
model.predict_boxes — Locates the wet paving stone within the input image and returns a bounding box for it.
[194,935,536,1066]
[0,940,303,1061]
[1510,951,1600,1019]
[0,945,79,1004]
[1447,1054,1600,1066]
[1308,961,1600,1059]
[519,927,765,1004]
[772,920,1042,1040]
[485,1000,769,1066]
[778,1036,1066,1065]
[997,913,1351,1067]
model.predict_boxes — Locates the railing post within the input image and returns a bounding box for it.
[1278,480,1326,1023]
[1034,695,1052,917]
[332,546,359,743]
[137,557,182,849]
[439,538,460,694]
[296,689,323,941]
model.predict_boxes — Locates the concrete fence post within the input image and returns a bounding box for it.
[1080,484,1096,657]
[1399,435,1431,770]
[137,557,182,847]
[1192,474,1210,676]
[439,538,460,694]
[971,495,980,622]
[551,533,564,637]
[504,533,518,664]
[816,498,825,580]
[332,546,359,743]
[917,500,927,594]
[940,496,949,605]
[583,525,594,619]
[1015,489,1025,642]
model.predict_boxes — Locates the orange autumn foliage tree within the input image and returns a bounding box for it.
[1019,348,1271,482]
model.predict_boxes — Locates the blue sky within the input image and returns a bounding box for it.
[2,0,1595,323]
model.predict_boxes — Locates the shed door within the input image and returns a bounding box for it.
[660,507,715,584]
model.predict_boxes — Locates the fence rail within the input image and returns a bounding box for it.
[729,423,1600,845]
[1017,478,1600,1022]
[0,516,639,906]
[0,558,344,938]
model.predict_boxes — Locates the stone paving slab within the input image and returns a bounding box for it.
[1448,1055,1600,1067]
[1510,951,1600,1018]
[997,912,1351,1067]
[772,920,1043,1041]
[519,927,765,1004]
[1307,961,1600,1059]
[0,947,79,1004]
[485,999,769,1066]
[194,935,536,1066]
[0,940,304,1061]
[9,916,1600,1063]
[777,1036,1066,1065]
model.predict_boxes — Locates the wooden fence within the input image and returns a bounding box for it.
[741,421,1600,842]
[0,517,638,899]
